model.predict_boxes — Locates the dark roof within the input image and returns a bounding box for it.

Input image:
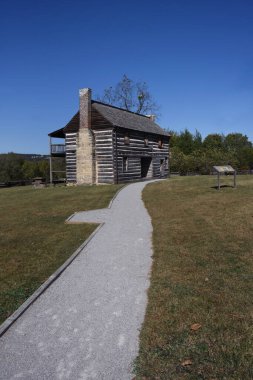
[48,127,65,138]
[92,101,169,136]
[49,100,169,137]
[63,112,79,134]
[48,113,79,137]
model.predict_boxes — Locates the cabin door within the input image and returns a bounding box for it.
[141,157,152,178]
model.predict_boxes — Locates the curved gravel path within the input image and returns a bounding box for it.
[0,180,159,380]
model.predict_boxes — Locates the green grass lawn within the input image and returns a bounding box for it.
[0,184,121,324]
[135,175,253,380]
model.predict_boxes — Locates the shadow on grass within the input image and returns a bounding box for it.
[211,185,236,190]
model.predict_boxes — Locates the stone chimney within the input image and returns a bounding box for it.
[76,88,96,184]
[146,114,156,122]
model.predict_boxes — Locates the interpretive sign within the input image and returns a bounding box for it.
[213,165,236,189]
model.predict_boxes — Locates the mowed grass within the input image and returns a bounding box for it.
[135,175,253,379]
[0,184,121,324]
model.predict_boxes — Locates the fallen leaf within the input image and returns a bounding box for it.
[181,359,193,366]
[190,323,202,331]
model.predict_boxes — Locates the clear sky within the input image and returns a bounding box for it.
[0,0,252,154]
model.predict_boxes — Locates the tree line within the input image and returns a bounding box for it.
[1,130,252,182]
[0,153,64,183]
[168,130,253,175]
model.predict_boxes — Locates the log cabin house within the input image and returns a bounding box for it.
[48,88,170,184]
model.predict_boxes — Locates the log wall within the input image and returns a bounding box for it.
[65,133,77,182]
[114,128,169,183]
[94,129,115,184]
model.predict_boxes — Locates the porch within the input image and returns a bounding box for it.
[48,133,66,184]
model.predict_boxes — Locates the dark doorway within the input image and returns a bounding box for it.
[141,157,152,178]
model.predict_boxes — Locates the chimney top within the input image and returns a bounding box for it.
[79,88,91,96]
[146,114,156,122]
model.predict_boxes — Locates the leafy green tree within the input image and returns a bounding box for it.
[170,147,193,175]
[176,129,195,155]
[193,130,202,151]
[188,150,206,173]
[236,147,253,170]
[37,160,50,180]
[0,153,24,182]
[167,130,180,148]
[203,134,224,150]
[224,133,252,152]
[170,147,184,173]
[22,161,39,179]
[22,160,50,180]
[223,134,252,170]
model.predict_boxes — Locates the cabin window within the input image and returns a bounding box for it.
[124,134,130,145]
[123,157,128,172]
[144,138,149,147]
[165,157,169,169]
[158,139,164,148]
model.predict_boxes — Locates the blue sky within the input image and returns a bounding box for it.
[0,0,252,154]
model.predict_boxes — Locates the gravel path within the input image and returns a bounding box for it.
[0,180,158,380]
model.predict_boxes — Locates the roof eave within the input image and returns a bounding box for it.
[48,128,65,138]
[115,124,170,137]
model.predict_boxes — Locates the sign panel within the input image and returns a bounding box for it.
[213,165,235,174]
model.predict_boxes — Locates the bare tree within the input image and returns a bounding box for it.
[97,75,160,117]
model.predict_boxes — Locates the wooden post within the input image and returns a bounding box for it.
[115,127,118,184]
[49,137,53,184]
[234,171,236,188]
[218,172,220,190]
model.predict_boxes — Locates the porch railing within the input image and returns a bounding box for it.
[51,144,65,154]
